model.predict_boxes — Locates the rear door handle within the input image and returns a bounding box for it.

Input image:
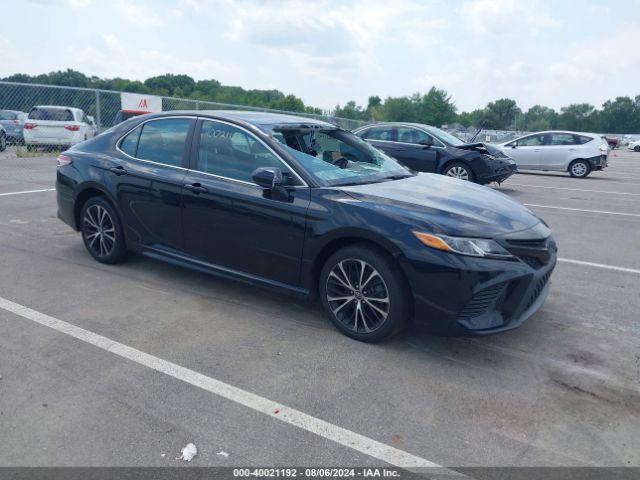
[533,149,541,152]
[109,166,127,176]
[184,183,208,194]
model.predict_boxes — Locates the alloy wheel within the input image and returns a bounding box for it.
[446,166,469,180]
[325,259,390,333]
[83,205,116,258]
[571,162,587,177]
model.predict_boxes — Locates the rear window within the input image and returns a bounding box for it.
[0,111,17,120]
[28,108,75,121]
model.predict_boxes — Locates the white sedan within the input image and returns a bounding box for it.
[24,105,95,150]
[628,139,640,152]
[496,131,608,178]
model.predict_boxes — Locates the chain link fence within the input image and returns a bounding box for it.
[0,80,367,137]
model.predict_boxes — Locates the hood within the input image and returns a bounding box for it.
[339,173,540,238]
[453,142,509,158]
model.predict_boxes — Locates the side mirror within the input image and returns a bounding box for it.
[252,167,283,189]
[417,138,433,148]
[510,144,517,148]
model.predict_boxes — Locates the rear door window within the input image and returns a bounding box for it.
[396,127,436,145]
[550,133,576,145]
[28,108,74,121]
[358,126,394,141]
[135,118,192,167]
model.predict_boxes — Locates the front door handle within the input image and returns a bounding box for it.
[184,183,208,194]
[109,166,128,176]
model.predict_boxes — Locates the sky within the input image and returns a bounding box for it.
[1,0,639,112]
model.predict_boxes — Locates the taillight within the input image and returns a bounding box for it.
[64,125,81,131]
[57,154,73,167]
[24,123,37,129]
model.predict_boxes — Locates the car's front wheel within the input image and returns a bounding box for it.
[443,162,475,182]
[634,145,640,152]
[0,133,6,152]
[569,159,591,178]
[319,244,410,342]
[80,196,129,264]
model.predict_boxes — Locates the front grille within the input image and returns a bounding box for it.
[520,255,544,269]
[506,238,548,248]
[458,282,506,320]
[525,270,553,310]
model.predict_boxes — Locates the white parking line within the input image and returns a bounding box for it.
[558,258,640,275]
[0,188,55,197]
[525,204,640,218]
[508,183,640,196]
[0,296,446,471]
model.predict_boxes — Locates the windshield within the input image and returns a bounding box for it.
[426,126,465,146]
[274,128,412,187]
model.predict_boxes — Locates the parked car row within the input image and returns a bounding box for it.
[0,106,97,150]
[352,123,610,181]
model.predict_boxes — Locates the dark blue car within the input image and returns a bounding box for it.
[55,111,556,342]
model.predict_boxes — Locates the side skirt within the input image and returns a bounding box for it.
[140,245,311,300]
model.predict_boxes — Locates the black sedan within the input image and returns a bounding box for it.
[353,122,517,184]
[56,111,556,342]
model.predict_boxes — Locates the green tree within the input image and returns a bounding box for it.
[485,98,521,129]
[418,87,457,127]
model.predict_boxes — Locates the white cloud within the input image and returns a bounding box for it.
[115,0,167,28]
[68,0,91,7]
[460,0,561,35]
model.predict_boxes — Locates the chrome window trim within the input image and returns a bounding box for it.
[355,124,447,148]
[115,115,198,171]
[115,115,309,188]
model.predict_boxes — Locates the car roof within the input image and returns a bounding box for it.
[32,105,82,111]
[146,110,337,131]
[354,122,435,131]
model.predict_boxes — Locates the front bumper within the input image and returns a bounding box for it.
[476,161,517,184]
[399,234,557,335]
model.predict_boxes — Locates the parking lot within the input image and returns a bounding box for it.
[0,146,638,470]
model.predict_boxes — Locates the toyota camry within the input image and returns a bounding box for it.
[56,111,557,342]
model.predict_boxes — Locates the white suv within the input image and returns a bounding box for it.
[497,131,609,178]
[628,139,640,152]
[24,105,95,151]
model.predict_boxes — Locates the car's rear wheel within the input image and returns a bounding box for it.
[0,134,6,152]
[634,145,640,152]
[443,162,475,182]
[569,159,591,178]
[80,197,129,264]
[319,245,410,342]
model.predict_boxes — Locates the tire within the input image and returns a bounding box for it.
[80,196,129,264]
[319,244,410,342]
[634,146,640,152]
[568,159,591,178]
[443,162,475,182]
[0,134,6,152]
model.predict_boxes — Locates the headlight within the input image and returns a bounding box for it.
[413,231,513,259]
